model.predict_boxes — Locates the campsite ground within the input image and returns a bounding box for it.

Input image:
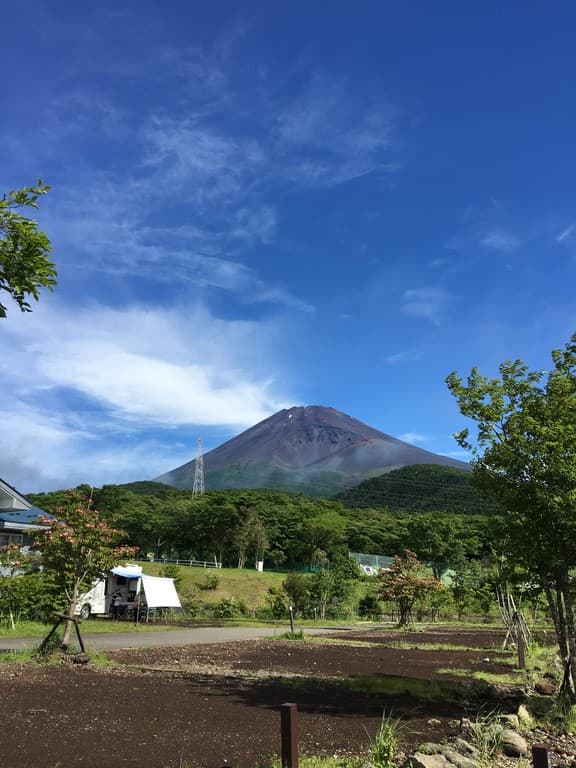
[1,624,559,768]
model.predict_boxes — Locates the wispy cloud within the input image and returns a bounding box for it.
[556,223,576,243]
[274,72,397,186]
[399,432,427,444]
[385,350,421,365]
[441,449,472,461]
[480,230,520,253]
[401,287,454,325]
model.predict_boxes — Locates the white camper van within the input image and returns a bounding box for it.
[75,563,182,619]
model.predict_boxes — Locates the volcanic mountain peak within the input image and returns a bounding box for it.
[155,405,469,495]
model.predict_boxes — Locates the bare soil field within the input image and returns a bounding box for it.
[0,626,526,768]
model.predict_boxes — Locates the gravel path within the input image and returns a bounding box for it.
[0,624,337,651]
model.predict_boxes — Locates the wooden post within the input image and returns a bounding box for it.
[39,617,64,652]
[280,703,298,768]
[518,633,526,669]
[532,744,552,768]
[289,605,295,634]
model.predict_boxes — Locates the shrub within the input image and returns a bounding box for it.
[358,594,382,620]
[212,597,248,619]
[158,563,182,589]
[197,572,220,591]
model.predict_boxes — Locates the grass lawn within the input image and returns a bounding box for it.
[143,562,288,609]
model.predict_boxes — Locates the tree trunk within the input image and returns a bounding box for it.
[544,583,569,657]
[398,598,413,627]
[561,576,576,701]
[62,583,80,650]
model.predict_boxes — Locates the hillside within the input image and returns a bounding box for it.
[156,405,469,496]
[335,464,499,514]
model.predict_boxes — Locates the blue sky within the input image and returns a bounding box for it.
[2,1,576,492]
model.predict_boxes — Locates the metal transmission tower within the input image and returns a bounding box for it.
[192,436,205,496]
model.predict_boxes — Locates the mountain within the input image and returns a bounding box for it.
[155,405,469,497]
[335,464,497,514]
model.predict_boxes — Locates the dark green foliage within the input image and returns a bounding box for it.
[158,563,182,589]
[264,587,288,619]
[0,180,56,318]
[212,597,248,618]
[447,333,576,699]
[29,481,496,576]
[358,593,383,619]
[282,572,311,615]
[0,571,65,625]
[197,572,220,591]
[335,464,499,514]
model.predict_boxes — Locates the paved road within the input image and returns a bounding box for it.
[0,624,343,651]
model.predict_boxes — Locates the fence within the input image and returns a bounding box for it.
[137,557,221,569]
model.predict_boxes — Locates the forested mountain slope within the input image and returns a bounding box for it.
[335,464,499,514]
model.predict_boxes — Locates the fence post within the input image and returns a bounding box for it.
[518,634,526,669]
[280,703,298,768]
[532,744,552,768]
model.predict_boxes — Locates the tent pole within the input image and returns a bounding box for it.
[136,577,141,624]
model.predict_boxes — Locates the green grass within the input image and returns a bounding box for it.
[344,674,468,702]
[261,756,364,768]
[371,712,401,768]
[271,629,307,640]
[0,618,183,639]
[0,645,115,666]
[436,667,523,685]
[144,563,287,608]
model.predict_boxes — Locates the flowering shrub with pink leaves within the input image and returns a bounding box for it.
[35,500,138,646]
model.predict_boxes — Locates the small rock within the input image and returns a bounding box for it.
[428,719,442,726]
[405,753,452,768]
[453,738,480,758]
[535,679,556,696]
[500,714,520,729]
[438,745,480,768]
[482,657,490,663]
[418,743,444,755]
[501,729,528,757]
[460,718,473,734]
[517,704,534,726]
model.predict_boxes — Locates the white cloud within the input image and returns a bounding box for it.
[0,302,293,490]
[385,350,421,365]
[441,449,472,461]
[230,206,277,245]
[556,223,576,243]
[401,287,453,325]
[480,230,520,253]
[399,432,427,445]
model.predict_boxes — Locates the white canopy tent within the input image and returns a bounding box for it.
[110,565,182,610]
[140,574,182,609]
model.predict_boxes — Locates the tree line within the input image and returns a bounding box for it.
[28,483,494,574]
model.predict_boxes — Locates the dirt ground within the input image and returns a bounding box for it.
[0,626,523,768]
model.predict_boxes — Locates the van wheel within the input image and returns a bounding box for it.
[79,603,91,619]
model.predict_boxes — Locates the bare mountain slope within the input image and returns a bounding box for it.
[155,405,469,496]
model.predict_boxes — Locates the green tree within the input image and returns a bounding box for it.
[282,572,312,616]
[379,550,443,627]
[35,502,136,648]
[0,180,56,317]
[447,333,576,697]
[0,544,33,629]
